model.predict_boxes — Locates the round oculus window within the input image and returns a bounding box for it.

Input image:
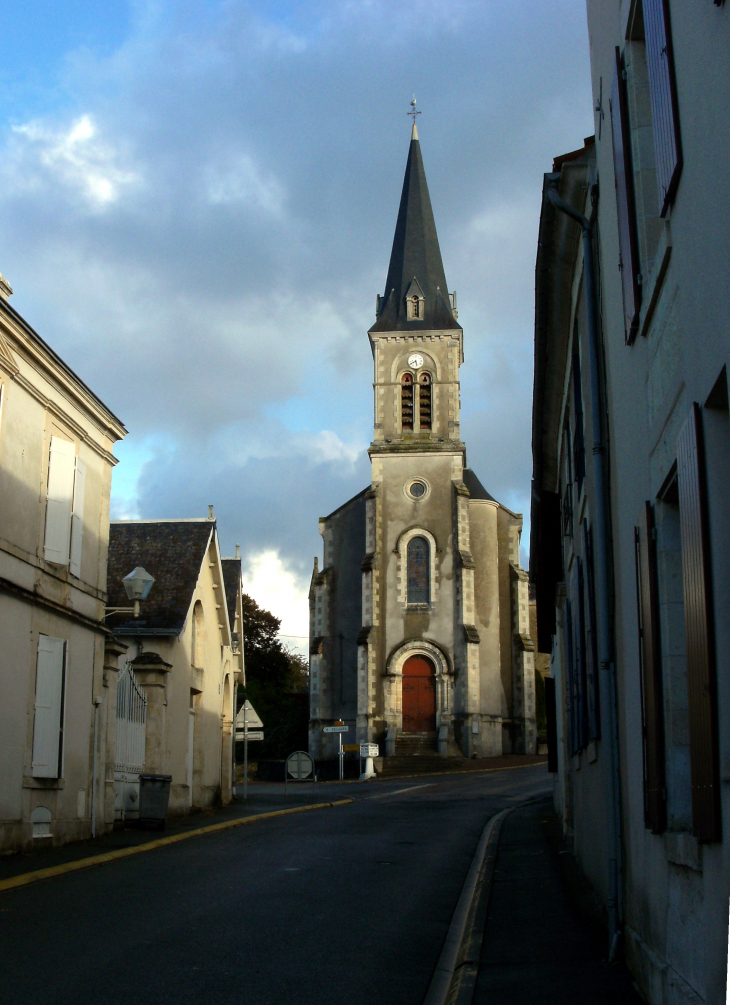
[408,480,427,499]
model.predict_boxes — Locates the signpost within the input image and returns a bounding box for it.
[236,699,264,802]
[360,743,379,781]
[323,721,349,780]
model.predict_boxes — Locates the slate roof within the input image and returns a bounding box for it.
[463,468,496,502]
[370,127,461,334]
[221,558,242,633]
[107,520,214,635]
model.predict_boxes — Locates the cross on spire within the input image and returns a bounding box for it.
[407,95,421,126]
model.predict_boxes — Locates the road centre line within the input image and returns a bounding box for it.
[370,783,436,799]
[0,799,354,895]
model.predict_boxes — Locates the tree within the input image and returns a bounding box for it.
[238,594,309,760]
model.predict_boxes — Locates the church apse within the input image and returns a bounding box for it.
[309,120,536,765]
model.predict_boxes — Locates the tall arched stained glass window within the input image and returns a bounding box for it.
[407,536,430,604]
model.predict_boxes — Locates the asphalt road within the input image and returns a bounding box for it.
[0,766,551,1005]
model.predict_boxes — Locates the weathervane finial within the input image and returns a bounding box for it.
[407,94,421,127]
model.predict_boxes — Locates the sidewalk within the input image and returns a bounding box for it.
[473,797,644,1005]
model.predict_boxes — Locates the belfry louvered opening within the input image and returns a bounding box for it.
[401,373,414,430]
[419,373,432,430]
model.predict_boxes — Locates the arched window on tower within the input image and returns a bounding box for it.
[407,536,430,604]
[410,295,420,319]
[401,373,414,430]
[419,372,432,430]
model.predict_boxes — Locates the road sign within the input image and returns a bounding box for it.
[343,744,360,753]
[323,725,348,733]
[360,744,379,758]
[236,701,263,730]
[286,751,314,780]
[236,730,263,741]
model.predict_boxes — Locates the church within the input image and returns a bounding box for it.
[309,122,536,764]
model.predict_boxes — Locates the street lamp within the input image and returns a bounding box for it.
[104,566,155,619]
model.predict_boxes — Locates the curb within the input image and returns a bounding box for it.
[422,793,550,1005]
[422,807,511,1005]
[0,798,354,895]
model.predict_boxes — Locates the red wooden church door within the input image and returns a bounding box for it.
[402,655,436,733]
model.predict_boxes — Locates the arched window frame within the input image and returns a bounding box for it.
[397,527,438,608]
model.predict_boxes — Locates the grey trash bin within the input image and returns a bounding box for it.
[138,774,172,829]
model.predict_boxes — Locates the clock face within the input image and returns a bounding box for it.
[408,353,424,369]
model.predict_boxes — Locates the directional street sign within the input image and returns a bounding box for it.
[236,730,264,741]
[323,725,348,733]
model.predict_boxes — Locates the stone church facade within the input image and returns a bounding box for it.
[309,125,536,762]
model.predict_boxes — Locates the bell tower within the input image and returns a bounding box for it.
[309,117,536,766]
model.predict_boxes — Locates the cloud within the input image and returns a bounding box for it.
[0,0,593,588]
[7,114,139,208]
[241,550,310,656]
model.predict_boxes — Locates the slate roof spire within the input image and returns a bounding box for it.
[370,124,460,333]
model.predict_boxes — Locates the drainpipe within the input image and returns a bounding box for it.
[91,696,102,839]
[546,182,622,961]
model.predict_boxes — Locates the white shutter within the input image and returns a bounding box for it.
[32,636,66,778]
[69,456,86,578]
[44,437,75,565]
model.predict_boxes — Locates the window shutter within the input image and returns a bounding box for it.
[545,676,558,773]
[644,0,682,216]
[610,47,641,344]
[31,635,66,778]
[677,403,721,842]
[635,502,666,833]
[69,456,86,578]
[44,437,76,565]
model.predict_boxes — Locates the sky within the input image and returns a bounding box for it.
[0,1,594,651]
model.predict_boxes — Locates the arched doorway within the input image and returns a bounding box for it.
[402,655,436,732]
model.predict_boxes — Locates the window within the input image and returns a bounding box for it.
[401,373,414,430]
[642,0,682,215]
[407,536,430,605]
[32,635,66,779]
[410,296,420,319]
[419,373,432,430]
[408,480,427,500]
[44,436,86,575]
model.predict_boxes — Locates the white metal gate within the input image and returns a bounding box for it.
[114,663,147,820]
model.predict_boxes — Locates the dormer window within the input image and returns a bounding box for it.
[405,278,425,320]
[406,294,424,320]
[401,373,414,430]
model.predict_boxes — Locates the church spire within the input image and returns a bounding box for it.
[370,117,460,333]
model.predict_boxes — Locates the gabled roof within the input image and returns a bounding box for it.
[221,557,242,633]
[107,520,214,635]
[370,126,461,334]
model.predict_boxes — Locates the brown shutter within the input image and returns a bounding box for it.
[610,48,641,344]
[677,403,721,842]
[635,503,666,833]
[545,676,558,773]
[644,0,682,216]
